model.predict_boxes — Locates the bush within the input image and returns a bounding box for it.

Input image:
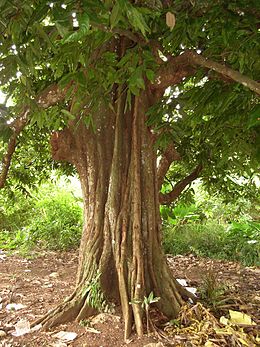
[0,190,35,232]
[22,189,83,250]
[222,221,260,266]
[0,180,83,252]
[163,222,226,258]
[163,220,260,266]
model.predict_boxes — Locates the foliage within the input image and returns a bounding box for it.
[81,269,114,313]
[142,292,160,335]
[161,203,206,225]
[223,221,260,265]
[0,188,35,232]
[161,187,260,266]
[0,0,259,198]
[198,270,229,311]
[0,179,83,252]
[1,1,259,337]
[163,220,260,266]
[1,125,76,191]
[163,222,226,257]
[1,175,259,266]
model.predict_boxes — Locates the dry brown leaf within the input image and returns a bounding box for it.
[166,12,176,30]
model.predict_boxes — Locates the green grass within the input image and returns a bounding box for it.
[1,180,259,266]
[0,181,83,253]
[163,221,260,266]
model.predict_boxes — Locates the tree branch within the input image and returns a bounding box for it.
[93,23,146,45]
[157,143,181,190]
[159,164,203,205]
[152,51,196,91]
[0,109,29,188]
[153,50,260,95]
[0,83,70,189]
[187,50,260,95]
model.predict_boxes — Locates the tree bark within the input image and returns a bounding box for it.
[34,89,195,340]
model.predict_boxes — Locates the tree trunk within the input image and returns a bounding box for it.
[35,90,193,340]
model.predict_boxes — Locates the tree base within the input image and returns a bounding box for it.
[32,288,97,329]
[31,266,197,340]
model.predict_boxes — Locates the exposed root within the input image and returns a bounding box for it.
[31,288,95,330]
[174,279,198,303]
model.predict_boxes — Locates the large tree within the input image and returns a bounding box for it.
[0,0,259,339]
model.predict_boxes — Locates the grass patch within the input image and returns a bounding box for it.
[163,221,260,266]
[0,181,83,253]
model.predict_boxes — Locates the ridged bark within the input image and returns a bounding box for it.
[33,90,194,340]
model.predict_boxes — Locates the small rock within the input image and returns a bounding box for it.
[12,319,31,337]
[0,330,7,338]
[32,280,42,285]
[143,343,164,347]
[43,283,53,288]
[91,313,120,325]
[51,342,67,347]
[6,303,26,311]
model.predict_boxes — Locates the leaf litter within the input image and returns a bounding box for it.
[0,251,259,346]
[164,303,259,346]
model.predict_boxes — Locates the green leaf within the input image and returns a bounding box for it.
[83,114,95,131]
[34,23,56,50]
[63,13,90,43]
[61,109,75,120]
[55,22,69,38]
[110,2,121,28]
[20,75,27,85]
[76,71,87,87]
[145,69,155,82]
[27,1,50,28]
[248,105,260,129]
[127,7,150,37]
[0,125,12,143]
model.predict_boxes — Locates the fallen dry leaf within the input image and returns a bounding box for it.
[53,331,77,342]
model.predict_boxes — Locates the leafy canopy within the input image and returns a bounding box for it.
[0,0,259,199]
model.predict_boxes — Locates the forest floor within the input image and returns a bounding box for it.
[0,250,259,347]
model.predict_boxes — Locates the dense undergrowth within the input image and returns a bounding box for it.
[0,179,259,266]
[0,178,83,254]
[162,202,260,266]
[163,220,259,266]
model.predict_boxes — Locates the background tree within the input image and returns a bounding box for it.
[0,0,259,339]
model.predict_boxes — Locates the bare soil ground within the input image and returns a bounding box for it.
[0,251,259,347]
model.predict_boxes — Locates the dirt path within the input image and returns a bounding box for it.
[0,251,259,346]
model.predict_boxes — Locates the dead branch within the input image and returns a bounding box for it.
[159,164,202,204]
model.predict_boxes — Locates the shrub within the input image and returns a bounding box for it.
[23,189,83,250]
[222,221,260,266]
[0,180,83,252]
[0,190,35,232]
[163,220,260,266]
[163,222,226,258]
